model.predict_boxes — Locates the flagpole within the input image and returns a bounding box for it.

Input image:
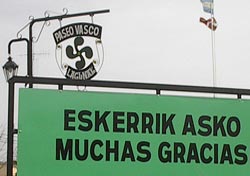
[200,0,217,93]
[211,0,216,95]
[212,27,216,87]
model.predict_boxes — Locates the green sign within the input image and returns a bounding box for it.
[18,89,250,176]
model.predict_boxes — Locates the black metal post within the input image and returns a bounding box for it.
[7,80,15,176]
[237,94,242,99]
[28,27,33,88]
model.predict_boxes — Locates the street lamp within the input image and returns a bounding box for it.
[2,56,18,81]
[2,55,18,176]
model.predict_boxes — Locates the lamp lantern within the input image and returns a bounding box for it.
[2,56,18,81]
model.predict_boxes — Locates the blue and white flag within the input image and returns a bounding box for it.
[200,0,214,14]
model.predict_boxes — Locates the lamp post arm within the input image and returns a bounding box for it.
[8,38,29,55]
[8,38,30,74]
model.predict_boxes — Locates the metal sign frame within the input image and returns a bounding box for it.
[7,75,250,176]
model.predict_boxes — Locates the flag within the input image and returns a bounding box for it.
[200,0,214,14]
[200,17,217,31]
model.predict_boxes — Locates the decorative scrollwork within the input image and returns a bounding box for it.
[44,11,50,18]
[62,8,68,15]
[16,16,34,38]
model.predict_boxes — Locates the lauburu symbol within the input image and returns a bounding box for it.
[66,37,93,70]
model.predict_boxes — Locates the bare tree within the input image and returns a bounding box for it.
[0,125,7,162]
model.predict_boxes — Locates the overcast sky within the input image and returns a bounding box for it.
[1,0,250,161]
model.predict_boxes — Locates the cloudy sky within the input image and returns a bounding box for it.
[1,0,250,161]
